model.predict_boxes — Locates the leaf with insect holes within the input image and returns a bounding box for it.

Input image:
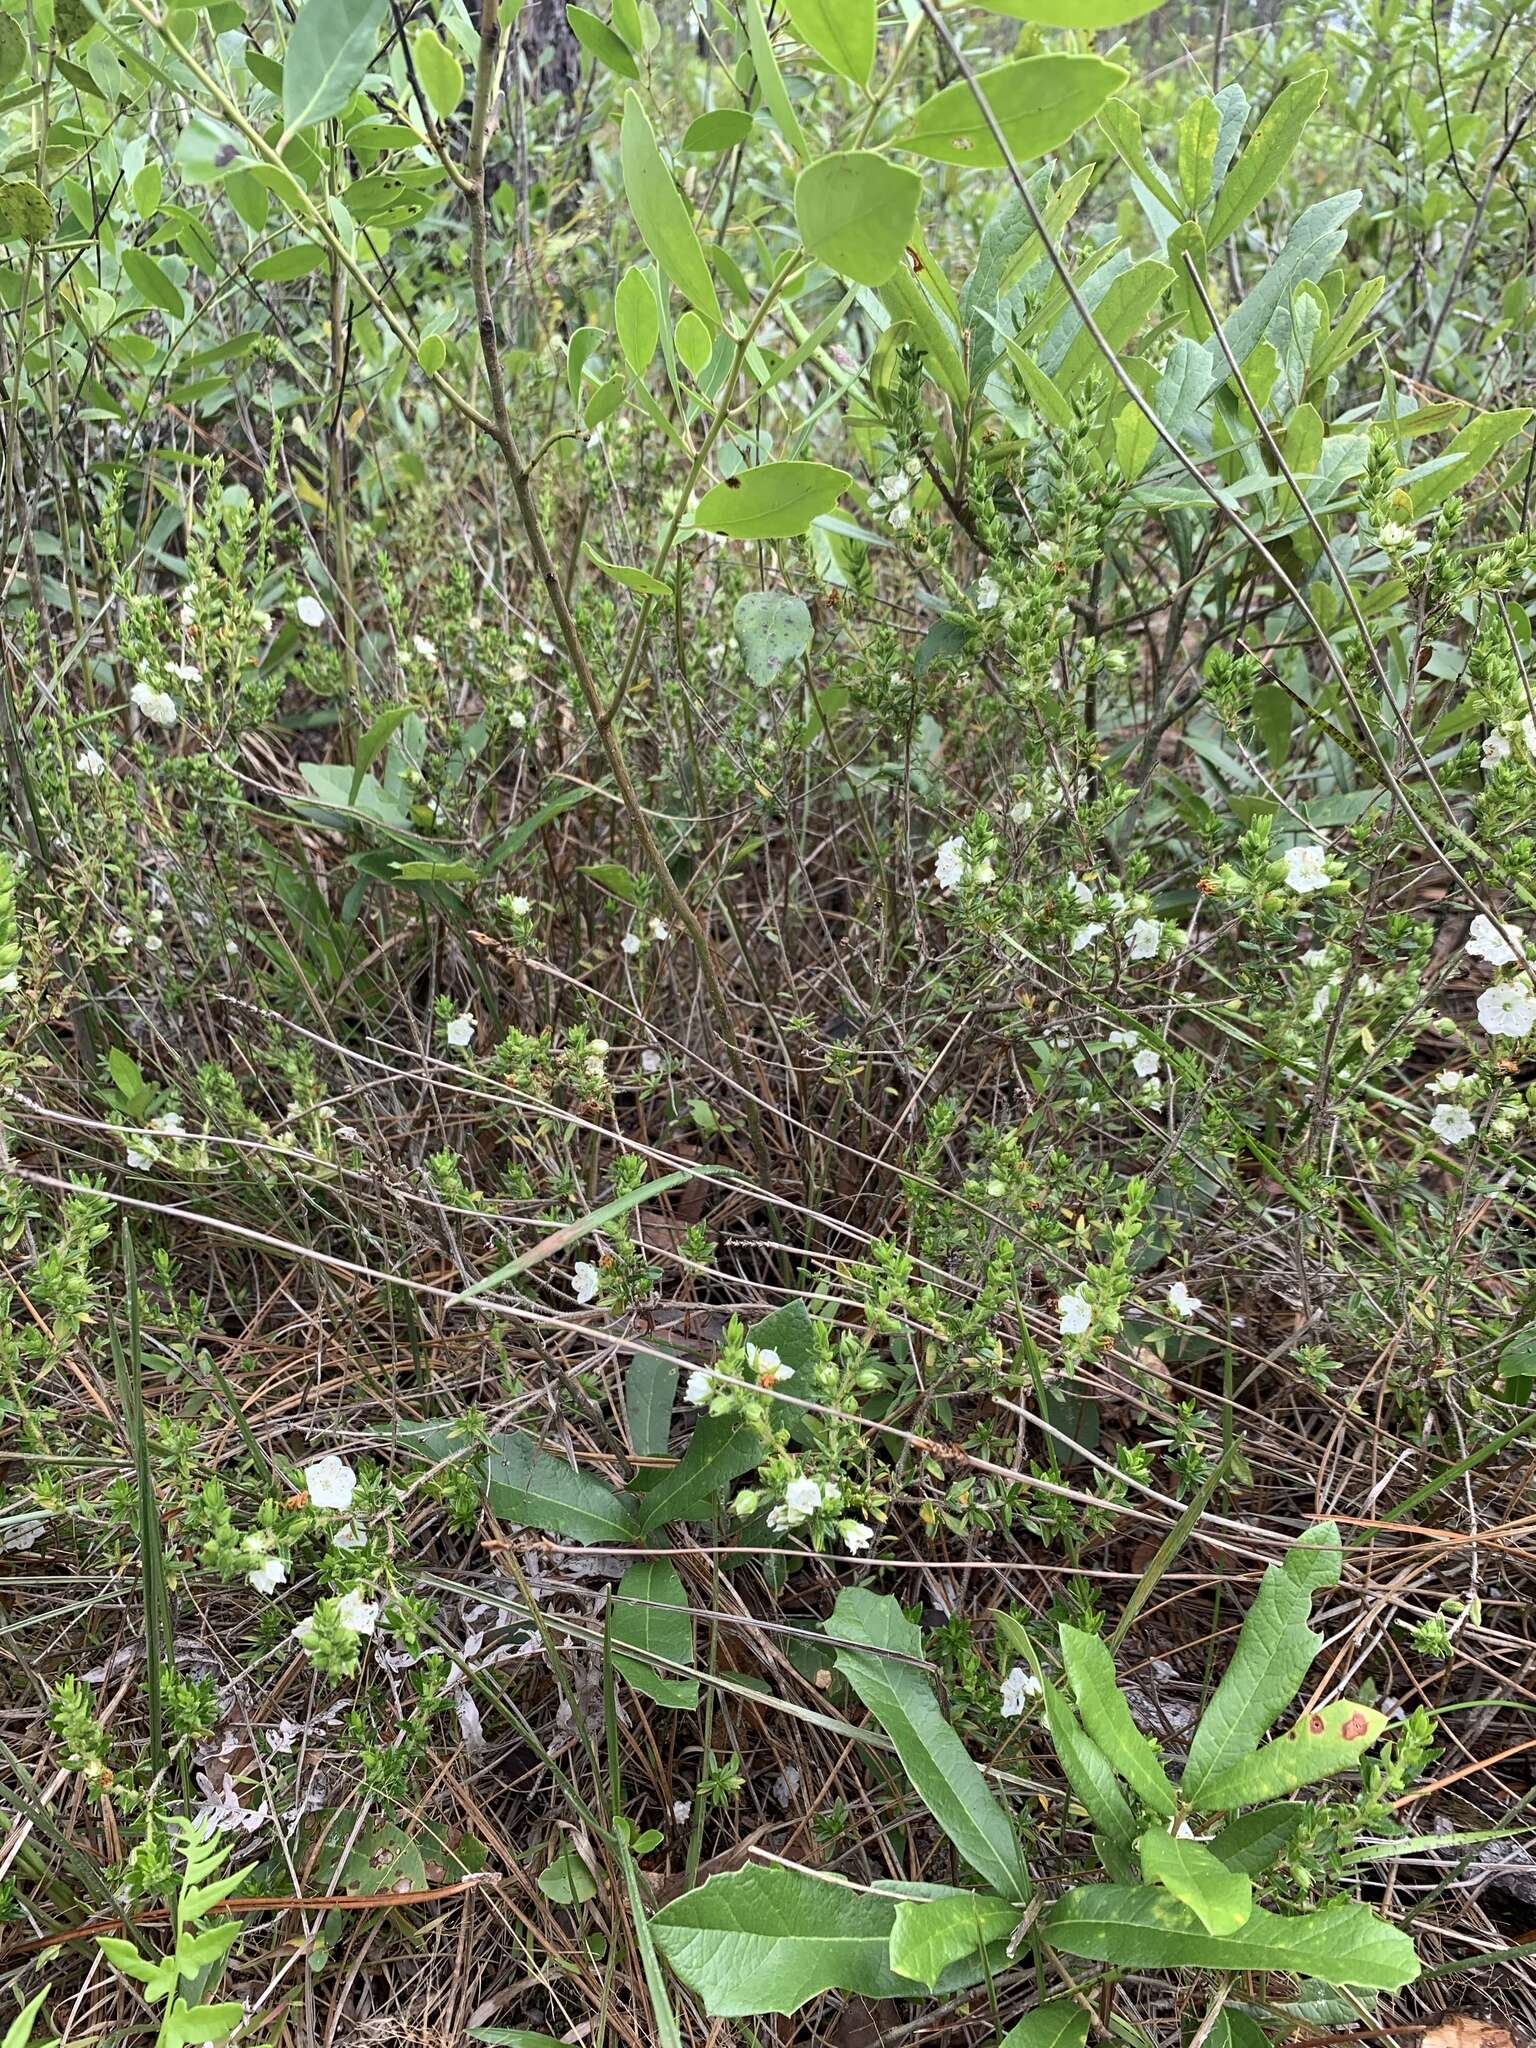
[282,0,388,133]
[794,151,921,288]
[0,17,28,86]
[610,1558,699,1709]
[0,180,51,244]
[620,90,720,324]
[694,461,850,540]
[896,55,1125,169]
[1138,1826,1253,1935]
[1197,1698,1388,1811]
[734,591,812,685]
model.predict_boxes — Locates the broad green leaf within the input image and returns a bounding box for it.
[122,247,184,320]
[611,1558,699,1709]
[1097,99,1183,222]
[1181,1521,1342,1801]
[566,5,637,80]
[636,1411,764,1534]
[1198,1698,1388,1811]
[349,703,412,801]
[999,2001,1092,2048]
[1039,1677,1136,1844]
[585,371,626,429]
[831,1588,1027,1900]
[538,1844,597,1904]
[895,55,1126,170]
[625,1346,679,1457]
[614,264,660,373]
[250,242,328,281]
[1208,1799,1308,1874]
[163,2002,246,2048]
[1138,1826,1253,1935]
[0,18,29,87]
[1406,407,1533,515]
[734,590,812,684]
[0,180,52,244]
[282,0,387,134]
[392,859,479,884]
[486,1429,638,1544]
[620,90,721,324]
[412,25,462,116]
[888,1890,1018,1987]
[748,1299,820,1375]
[683,109,753,153]
[1207,72,1327,244]
[1044,1885,1418,1991]
[975,0,1158,19]
[651,1862,912,2014]
[1057,1625,1175,1814]
[794,151,921,288]
[675,307,711,376]
[742,0,808,160]
[781,0,874,85]
[1177,97,1221,213]
[694,461,850,540]
[1115,402,1158,480]
[584,545,670,599]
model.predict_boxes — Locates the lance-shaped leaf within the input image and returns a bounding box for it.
[1181,1521,1342,1801]
[831,1589,1027,1900]
[1208,1799,1308,1873]
[1039,1676,1136,1845]
[282,0,388,134]
[895,55,1125,169]
[1138,1826,1253,1935]
[636,1412,764,1534]
[1197,1698,1388,1811]
[1045,1884,1419,1990]
[1058,1624,1176,1815]
[620,90,721,324]
[1207,72,1327,244]
[794,151,921,288]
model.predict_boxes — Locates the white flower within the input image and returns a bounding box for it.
[336,1588,379,1636]
[999,1665,1040,1717]
[1126,916,1162,961]
[303,1454,357,1512]
[840,1519,874,1555]
[772,1476,822,1529]
[1478,981,1536,1038]
[1057,1289,1092,1337]
[621,931,643,957]
[671,1799,692,1825]
[1282,842,1331,894]
[508,708,528,731]
[888,502,911,531]
[1166,1281,1203,1320]
[411,634,439,664]
[974,575,1000,612]
[1524,712,1536,758]
[333,1522,366,1551]
[151,1112,186,1138]
[649,918,670,942]
[1071,921,1106,954]
[685,1368,713,1405]
[248,1554,287,1595]
[570,1261,600,1305]
[641,1048,663,1074]
[130,680,179,728]
[1429,1102,1476,1145]
[1132,1048,1161,1079]
[1377,519,1414,550]
[934,837,967,893]
[509,895,531,916]
[1467,914,1524,967]
[295,594,326,628]
[1483,731,1513,769]
[111,923,133,946]
[76,746,107,777]
[444,1011,476,1048]
[1427,1070,1466,1095]
[1068,873,1094,907]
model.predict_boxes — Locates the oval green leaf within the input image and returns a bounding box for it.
[614,263,659,372]
[794,150,921,287]
[781,0,874,84]
[896,53,1126,168]
[694,460,850,540]
[683,108,753,153]
[619,89,721,324]
[282,0,388,135]
[566,4,637,81]
[412,25,463,117]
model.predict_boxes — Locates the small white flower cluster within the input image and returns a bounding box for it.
[754,1469,872,1553]
[1058,1278,1202,1340]
[1481,714,1536,773]
[686,1341,793,1405]
[934,835,995,894]
[1461,910,1536,1040]
[124,1110,194,1171]
[1281,841,1333,895]
[1067,874,1169,960]
[873,458,920,532]
[130,676,180,729]
[620,916,672,958]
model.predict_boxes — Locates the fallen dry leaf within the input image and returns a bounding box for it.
[1421,2016,1517,2048]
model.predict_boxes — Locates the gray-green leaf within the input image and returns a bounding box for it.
[282,0,388,134]
[734,591,812,684]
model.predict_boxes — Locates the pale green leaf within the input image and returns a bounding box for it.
[831,1588,1027,1900]
[2,1988,52,2048]
[566,5,636,81]
[614,264,660,374]
[888,1890,1018,1988]
[122,247,184,320]
[734,590,812,684]
[683,109,753,153]
[694,461,850,540]
[1207,72,1328,244]
[584,544,670,599]
[620,90,721,324]
[1044,1884,1418,1991]
[412,25,462,116]
[781,0,874,85]
[794,151,921,287]
[895,55,1126,169]
[974,0,1158,19]
[998,2001,1092,2048]
[675,307,711,376]
[1138,1826,1253,1935]
[742,0,808,160]
[1405,407,1533,515]
[282,0,387,134]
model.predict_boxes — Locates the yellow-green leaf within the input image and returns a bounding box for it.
[896,54,1125,169]
[1138,1826,1253,1936]
[794,150,921,287]
[694,460,850,541]
[781,0,874,85]
[412,25,463,117]
[620,89,721,324]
